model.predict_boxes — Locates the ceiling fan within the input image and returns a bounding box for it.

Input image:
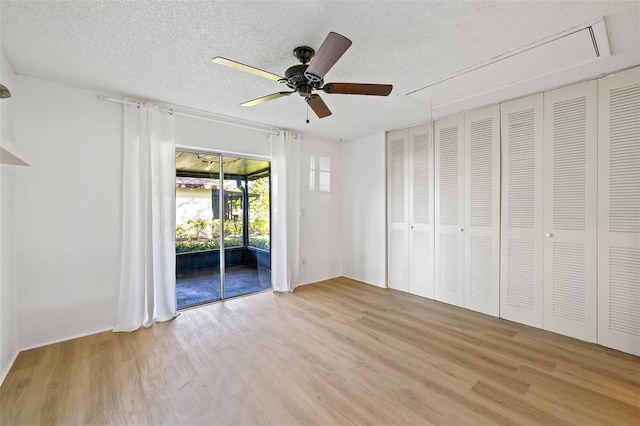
[212,32,393,119]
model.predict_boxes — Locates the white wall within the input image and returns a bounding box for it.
[340,132,387,287]
[176,114,270,158]
[13,76,123,349]
[0,50,19,385]
[297,136,343,285]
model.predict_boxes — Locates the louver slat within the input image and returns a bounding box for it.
[389,138,406,224]
[507,239,536,311]
[507,109,536,229]
[439,126,459,226]
[552,243,587,322]
[439,234,459,293]
[470,118,494,227]
[412,132,430,225]
[552,97,587,231]
[469,236,493,302]
[609,83,640,233]
[389,229,406,284]
[609,247,640,336]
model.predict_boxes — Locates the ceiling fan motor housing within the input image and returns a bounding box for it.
[284,63,323,96]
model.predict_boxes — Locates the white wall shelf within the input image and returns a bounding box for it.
[0,134,30,166]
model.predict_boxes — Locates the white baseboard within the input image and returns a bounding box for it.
[295,275,342,289]
[340,274,387,288]
[20,327,114,352]
[0,350,19,388]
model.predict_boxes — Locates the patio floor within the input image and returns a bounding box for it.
[176,265,272,309]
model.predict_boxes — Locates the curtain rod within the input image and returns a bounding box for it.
[97,94,276,135]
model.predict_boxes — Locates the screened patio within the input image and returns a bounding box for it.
[175,151,271,309]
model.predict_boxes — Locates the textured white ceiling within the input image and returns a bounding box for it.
[1,1,639,141]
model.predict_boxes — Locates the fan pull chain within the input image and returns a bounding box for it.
[306,104,310,124]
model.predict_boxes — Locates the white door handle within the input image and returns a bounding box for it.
[545,233,553,237]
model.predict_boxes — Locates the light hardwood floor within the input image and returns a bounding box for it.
[1,277,639,425]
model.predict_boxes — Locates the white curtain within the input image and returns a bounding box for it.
[270,130,301,292]
[114,102,177,331]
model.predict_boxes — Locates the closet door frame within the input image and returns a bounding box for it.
[435,114,465,307]
[543,80,598,343]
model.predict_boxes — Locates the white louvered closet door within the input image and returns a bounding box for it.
[597,68,640,355]
[409,123,435,299]
[435,114,465,307]
[543,81,598,342]
[464,106,500,316]
[500,95,544,328]
[387,129,409,292]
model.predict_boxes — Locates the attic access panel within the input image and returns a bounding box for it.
[175,151,270,180]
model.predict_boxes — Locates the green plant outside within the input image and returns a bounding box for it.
[248,238,270,251]
[175,224,190,240]
[176,237,270,253]
[187,218,210,240]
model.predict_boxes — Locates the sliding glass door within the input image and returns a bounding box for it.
[175,152,223,307]
[221,156,271,298]
[175,150,271,309]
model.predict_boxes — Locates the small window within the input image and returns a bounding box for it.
[309,155,316,192]
[319,156,331,193]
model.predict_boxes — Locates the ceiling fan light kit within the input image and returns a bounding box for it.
[212,32,393,119]
[0,84,11,99]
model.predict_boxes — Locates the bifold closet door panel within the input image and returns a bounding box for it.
[464,105,501,316]
[387,129,409,292]
[409,123,435,299]
[543,80,598,343]
[598,67,640,355]
[435,114,465,307]
[500,94,545,328]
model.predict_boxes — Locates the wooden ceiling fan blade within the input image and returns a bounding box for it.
[304,32,352,82]
[322,83,393,96]
[306,94,332,118]
[241,92,293,107]
[212,57,284,82]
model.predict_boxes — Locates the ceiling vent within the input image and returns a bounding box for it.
[406,18,610,110]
